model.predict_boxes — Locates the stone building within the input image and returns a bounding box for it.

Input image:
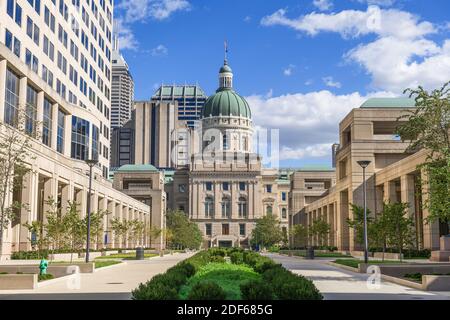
[165,58,289,248]
[300,99,445,251]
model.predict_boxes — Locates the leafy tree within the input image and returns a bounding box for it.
[147,224,162,249]
[383,202,415,261]
[369,213,390,261]
[291,224,308,248]
[396,82,450,229]
[129,219,145,247]
[44,197,66,252]
[347,204,374,248]
[111,218,130,248]
[23,220,47,257]
[84,210,106,250]
[250,214,283,249]
[0,109,38,257]
[166,210,202,249]
[64,201,85,262]
[309,218,331,247]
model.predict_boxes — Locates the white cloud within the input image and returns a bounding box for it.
[283,64,295,76]
[115,18,139,51]
[355,0,396,6]
[246,90,396,161]
[323,76,342,88]
[151,44,169,56]
[117,0,191,23]
[244,16,252,23]
[261,6,450,93]
[313,0,333,11]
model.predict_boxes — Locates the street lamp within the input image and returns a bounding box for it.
[85,158,98,263]
[357,160,371,264]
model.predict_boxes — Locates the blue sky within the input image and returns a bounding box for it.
[115,0,450,168]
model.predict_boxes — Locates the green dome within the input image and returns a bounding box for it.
[220,64,232,73]
[117,164,158,172]
[202,89,251,119]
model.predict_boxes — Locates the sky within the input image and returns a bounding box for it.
[114,0,450,168]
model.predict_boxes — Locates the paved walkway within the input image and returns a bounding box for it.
[0,253,192,300]
[265,254,450,300]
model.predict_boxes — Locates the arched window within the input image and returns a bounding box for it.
[222,132,229,150]
[221,197,231,218]
[238,197,247,218]
[242,136,248,151]
[282,208,287,219]
[266,205,273,215]
[205,196,214,218]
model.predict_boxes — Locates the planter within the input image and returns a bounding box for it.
[48,253,79,261]
[422,275,450,291]
[0,274,37,290]
[373,252,404,260]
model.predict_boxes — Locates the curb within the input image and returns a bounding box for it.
[327,261,360,273]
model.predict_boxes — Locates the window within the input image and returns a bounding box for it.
[4,69,20,127]
[266,185,272,193]
[266,205,273,215]
[281,192,286,201]
[222,182,229,191]
[58,24,67,47]
[239,224,246,236]
[205,182,212,191]
[25,85,38,137]
[71,116,90,160]
[42,65,53,87]
[27,0,40,14]
[222,224,229,235]
[42,98,52,146]
[70,40,79,61]
[92,125,99,160]
[178,184,186,193]
[238,197,247,218]
[205,224,212,236]
[57,52,67,74]
[222,132,229,150]
[43,36,54,60]
[204,196,214,218]
[221,197,230,218]
[13,37,21,57]
[7,0,14,18]
[13,2,22,26]
[239,182,246,191]
[44,7,55,32]
[57,109,65,153]
[26,17,40,45]
[5,29,13,51]
[282,208,287,219]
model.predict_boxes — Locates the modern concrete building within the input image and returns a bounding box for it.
[112,164,166,250]
[165,58,289,248]
[299,98,445,251]
[151,84,207,129]
[111,42,134,129]
[0,0,156,259]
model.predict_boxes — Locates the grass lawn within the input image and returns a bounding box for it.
[281,250,352,258]
[95,260,122,268]
[179,262,261,300]
[333,259,406,269]
[95,253,157,260]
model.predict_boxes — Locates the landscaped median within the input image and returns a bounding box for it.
[132,248,323,300]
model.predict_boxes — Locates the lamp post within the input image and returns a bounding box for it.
[357,160,371,264]
[85,158,98,263]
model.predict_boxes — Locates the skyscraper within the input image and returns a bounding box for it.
[151,84,207,129]
[111,38,134,129]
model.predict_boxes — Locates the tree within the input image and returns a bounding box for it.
[44,197,66,252]
[250,214,283,249]
[347,204,374,248]
[84,210,106,250]
[291,224,308,248]
[0,109,39,257]
[383,202,415,262]
[147,224,162,249]
[396,82,450,228]
[64,201,85,262]
[23,220,47,257]
[369,213,390,261]
[129,219,145,247]
[309,218,331,247]
[111,218,130,248]
[166,210,202,249]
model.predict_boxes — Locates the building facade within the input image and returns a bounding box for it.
[151,84,207,129]
[111,44,134,129]
[165,59,289,248]
[0,0,156,259]
[299,99,445,251]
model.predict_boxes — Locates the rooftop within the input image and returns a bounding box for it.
[360,98,416,108]
[116,164,158,172]
[152,85,207,99]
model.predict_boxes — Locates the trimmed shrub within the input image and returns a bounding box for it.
[38,274,54,281]
[209,248,227,257]
[132,281,179,300]
[187,281,226,300]
[229,252,244,264]
[240,280,274,300]
[254,261,278,274]
[209,255,226,263]
[276,280,322,300]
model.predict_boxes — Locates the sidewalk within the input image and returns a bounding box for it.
[0,252,193,300]
[265,253,450,300]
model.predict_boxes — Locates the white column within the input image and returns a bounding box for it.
[0,59,7,123]
[18,76,27,116]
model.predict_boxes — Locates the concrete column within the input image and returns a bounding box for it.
[214,181,220,219]
[43,177,58,224]
[36,91,44,138]
[50,103,59,150]
[18,171,38,251]
[18,76,27,116]
[192,182,197,219]
[400,174,416,218]
[196,183,201,219]
[231,181,238,219]
[383,181,396,203]
[64,113,72,157]
[60,183,72,214]
[248,182,254,219]
[106,200,115,248]
[0,59,8,123]
[421,170,440,250]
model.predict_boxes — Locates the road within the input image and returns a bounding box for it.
[265,253,450,300]
[0,252,192,300]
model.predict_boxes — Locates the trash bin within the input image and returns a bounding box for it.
[305,247,315,260]
[136,247,144,260]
